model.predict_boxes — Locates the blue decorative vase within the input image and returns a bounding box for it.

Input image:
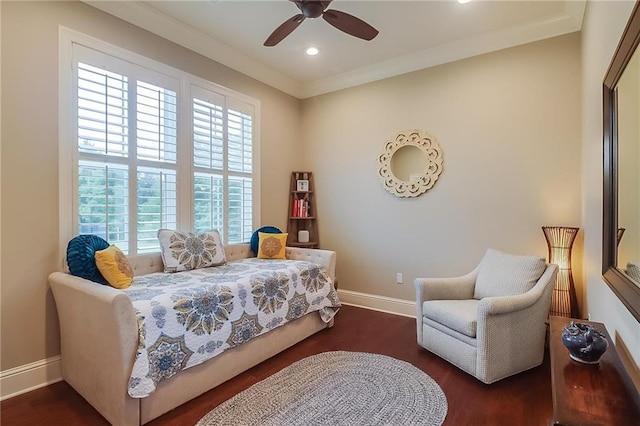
[561,321,609,364]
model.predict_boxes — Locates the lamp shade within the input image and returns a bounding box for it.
[542,226,579,318]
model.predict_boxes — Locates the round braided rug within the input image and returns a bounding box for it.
[196,351,447,426]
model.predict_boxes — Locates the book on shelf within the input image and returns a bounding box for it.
[292,198,310,218]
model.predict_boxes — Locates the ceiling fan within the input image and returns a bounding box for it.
[264,0,379,47]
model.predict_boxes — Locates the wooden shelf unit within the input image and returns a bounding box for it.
[287,172,319,249]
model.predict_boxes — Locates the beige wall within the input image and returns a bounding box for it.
[581,0,640,368]
[0,1,301,370]
[301,33,583,302]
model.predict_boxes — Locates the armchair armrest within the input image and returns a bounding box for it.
[413,267,478,346]
[474,264,557,383]
[477,264,558,316]
[414,266,478,303]
[478,289,542,316]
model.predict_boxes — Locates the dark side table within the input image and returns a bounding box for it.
[549,315,640,425]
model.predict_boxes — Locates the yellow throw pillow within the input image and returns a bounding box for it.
[257,232,288,259]
[95,245,134,289]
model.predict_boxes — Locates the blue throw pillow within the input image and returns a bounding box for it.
[250,226,282,255]
[66,235,110,284]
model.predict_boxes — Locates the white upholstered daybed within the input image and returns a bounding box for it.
[49,244,338,425]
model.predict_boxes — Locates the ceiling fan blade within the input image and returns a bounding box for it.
[322,9,378,41]
[264,14,305,47]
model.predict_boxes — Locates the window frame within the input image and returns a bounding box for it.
[58,27,261,259]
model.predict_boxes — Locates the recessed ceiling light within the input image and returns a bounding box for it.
[306,47,319,56]
[458,0,472,4]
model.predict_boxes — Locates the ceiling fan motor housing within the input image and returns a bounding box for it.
[298,1,326,19]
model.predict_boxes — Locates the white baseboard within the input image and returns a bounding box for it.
[337,289,416,318]
[0,356,62,400]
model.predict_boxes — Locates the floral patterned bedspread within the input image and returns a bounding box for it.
[123,258,340,398]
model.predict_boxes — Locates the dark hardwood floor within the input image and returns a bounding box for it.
[1,305,552,425]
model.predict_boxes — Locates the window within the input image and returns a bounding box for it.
[191,90,254,243]
[63,36,259,255]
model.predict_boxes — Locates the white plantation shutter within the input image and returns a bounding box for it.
[228,176,253,243]
[76,61,130,252]
[77,63,128,156]
[227,108,252,174]
[193,98,224,170]
[68,40,259,255]
[77,160,129,253]
[136,81,177,163]
[137,167,177,253]
[192,90,255,244]
[226,100,254,243]
[75,54,180,254]
[193,173,224,234]
[134,80,178,253]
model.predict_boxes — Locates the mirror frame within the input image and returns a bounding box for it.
[376,129,443,198]
[602,1,640,323]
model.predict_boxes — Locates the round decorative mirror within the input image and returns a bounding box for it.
[377,129,444,198]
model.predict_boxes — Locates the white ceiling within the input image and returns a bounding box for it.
[86,0,586,99]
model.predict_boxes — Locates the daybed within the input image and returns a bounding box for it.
[49,243,338,426]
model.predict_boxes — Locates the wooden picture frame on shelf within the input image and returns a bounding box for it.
[296,179,309,192]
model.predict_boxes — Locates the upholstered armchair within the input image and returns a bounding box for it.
[414,248,558,384]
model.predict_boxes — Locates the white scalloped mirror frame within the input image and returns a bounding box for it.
[377,129,444,198]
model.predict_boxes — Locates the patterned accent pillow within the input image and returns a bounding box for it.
[157,229,226,272]
[257,232,288,259]
[473,248,546,299]
[66,234,110,284]
[250,226,282,255]
[95,245,134,289]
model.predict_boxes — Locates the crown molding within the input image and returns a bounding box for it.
[85,1,585,100]
[302,4,585,98]
[85,1,305,98]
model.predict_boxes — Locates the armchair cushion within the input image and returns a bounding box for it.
[473,249,545,299]
[423,299,479,338]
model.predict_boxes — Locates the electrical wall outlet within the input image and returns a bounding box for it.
[396,272,403,284]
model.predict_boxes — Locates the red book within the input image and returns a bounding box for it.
[293,199,298,217]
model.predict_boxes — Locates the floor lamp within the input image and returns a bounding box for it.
[542,226,579,318]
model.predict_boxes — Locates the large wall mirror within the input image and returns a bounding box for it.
[603,1,640,322]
